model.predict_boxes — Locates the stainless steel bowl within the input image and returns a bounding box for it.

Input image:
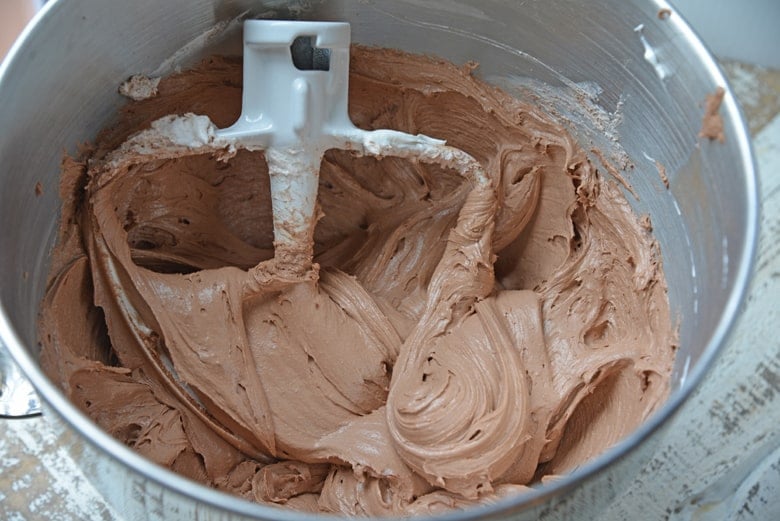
[0,0,758,519]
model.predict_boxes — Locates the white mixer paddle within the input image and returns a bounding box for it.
[107,20,488,277]
[86,20,494,457]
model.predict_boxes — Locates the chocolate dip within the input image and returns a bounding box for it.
[39,47,675,515]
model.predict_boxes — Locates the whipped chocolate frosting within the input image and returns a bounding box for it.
[700,86,726,143]
[40,47,675,515]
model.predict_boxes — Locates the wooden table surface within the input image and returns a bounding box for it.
[1,58,779,520]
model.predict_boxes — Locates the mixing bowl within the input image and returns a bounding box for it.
[0,0,758,519]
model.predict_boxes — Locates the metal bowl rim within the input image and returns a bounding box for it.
[0,0,760,519]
